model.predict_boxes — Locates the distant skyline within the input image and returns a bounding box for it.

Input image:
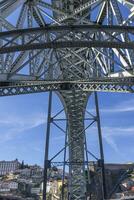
[0,92,133,166]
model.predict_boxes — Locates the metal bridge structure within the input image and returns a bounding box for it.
[0,0,134,199]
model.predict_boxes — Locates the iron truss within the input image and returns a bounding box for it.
[1,25,134,54]
[0,0,134,80]
[0,77,133,97]
[1,0,134,199]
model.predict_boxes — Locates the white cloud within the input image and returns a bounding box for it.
[0,112,47,143]
[86,125,134,137]
[101,126,134,161]
[85,125,134,160]
[0,95,133,161]
[87,98,134,114]
[100,106,134,113]
[100,98,134,113]
[102,126,134,137]
[86,97,134,160]
[102,132,127,162]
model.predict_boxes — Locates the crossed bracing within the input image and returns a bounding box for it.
[1,1,134,200]
[0,77,133,97]
[1,25,134,53]
[0,0,134,81]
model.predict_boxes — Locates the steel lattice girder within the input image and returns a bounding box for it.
[1,24,133,37]
[0,25,134,54]
[0,77,133,96]
[59,90,89,200]
[0,0,134,199]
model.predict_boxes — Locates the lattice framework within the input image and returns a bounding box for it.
[0,0,134,199]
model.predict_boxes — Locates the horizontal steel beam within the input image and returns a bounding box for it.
[0,25,134,54]
[0,77,133,96]
[1,41,134,54]
[0,24,133,38]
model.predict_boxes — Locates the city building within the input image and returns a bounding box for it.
[31,187,41,195]
[8,182,18,190]
[0,181,18,192]
[88,162,134,199]
[0,194,33,200]
[0,159,20,176]
[0,159,65,199]
[16,165,43,178]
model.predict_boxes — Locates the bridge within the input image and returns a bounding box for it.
[0,0,134,199]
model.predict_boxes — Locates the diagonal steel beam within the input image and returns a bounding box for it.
[0,0,26,18]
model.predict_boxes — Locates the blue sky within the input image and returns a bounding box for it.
[1,1,134,167]
[0,92,133,166]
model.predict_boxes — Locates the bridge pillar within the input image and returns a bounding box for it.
[59,90,89,200]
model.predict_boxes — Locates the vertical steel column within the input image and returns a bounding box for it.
[0,9,4,72]
[95,92,107,199]
[107,0,114,73]
[59,90,90,200]
[43,91,52,200]
[61,125,68,200]
[85,135,91,185]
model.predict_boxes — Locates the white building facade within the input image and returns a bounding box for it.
[0,159,20,175]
